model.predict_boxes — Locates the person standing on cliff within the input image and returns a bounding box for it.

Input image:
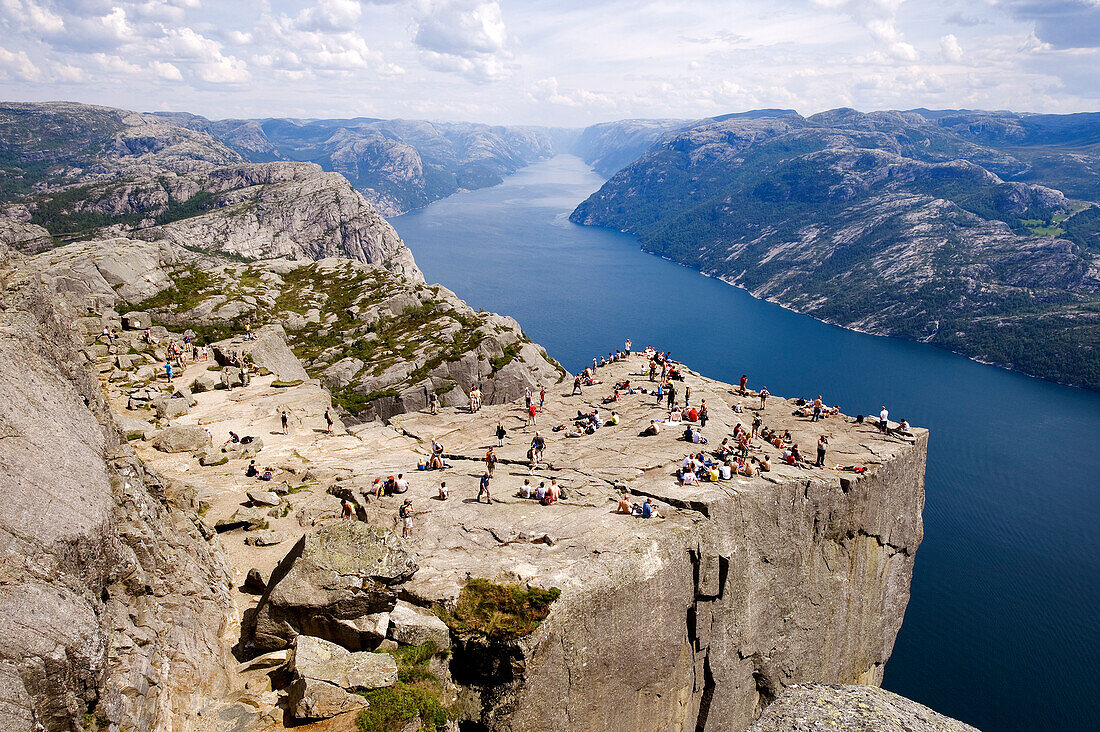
[816,435,828,467]
[428,391,439,414]
[759,386,769,410]
[496,421,507,446]
[684,385,691,406]
[485,447,497,477]
[625,338,632,356]
[666,383,676,408]
[879,405,890,432]
[399,499,414,538]
[740,374,748,394]
[572,375,582,395]
[477,471,493,504]
[539,388,546,410]
[526,402,537,428]
[325,407,334,433]
[281,411,289,434]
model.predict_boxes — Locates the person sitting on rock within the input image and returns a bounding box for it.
[394,474,409,493]
[520,478,534,499]
[438,481,448,500]
[616,493,633,513]
[639,498,663,518]
[341,499,354,520]
[534,481,548,502]
[641,420,660,436]
[245,460,258,478]
[608,411,620,426]
[681,467,698,486]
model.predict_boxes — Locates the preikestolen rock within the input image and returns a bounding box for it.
[249,522,418,652]
[150,425,210,453]
[387,601,450,649]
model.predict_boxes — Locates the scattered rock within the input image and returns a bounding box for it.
[150,425,210,453]
[190,374,216,393]
[388,601,450,649]
[247,490,280,507]
[244,568,267,594]
[215,507,267,532]
[245,531,287,547]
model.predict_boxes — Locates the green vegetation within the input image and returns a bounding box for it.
[132,265,218,312]
[357,643,449,732]
[271,379,303,388]
[155,190,216,225]
[437,578,561,641]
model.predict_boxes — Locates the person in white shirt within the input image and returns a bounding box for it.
[682,469,698,485]
[394,474,409,493]
[879,406,890,432]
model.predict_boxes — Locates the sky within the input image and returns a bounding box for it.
[0,0,1097,125]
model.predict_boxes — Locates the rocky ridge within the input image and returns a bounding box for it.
[32,236,567,422]
[0,102,420,279]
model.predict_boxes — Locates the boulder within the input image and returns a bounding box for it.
[290,635,397,692]
[245,530,288,547]
[250,522,418,652]
[190,374,216,393]
[247,490,281,507]
[215,507,267,532]
[221,437,263,459]
[115,415,156,441]
[153,397,189,420]
[213,325,309,383]
[150,425,210,453]
[173,385,197,407]
[244,568,267,594]
[286,677,367,721]
[387,601,450,649]
[121,310,151,330]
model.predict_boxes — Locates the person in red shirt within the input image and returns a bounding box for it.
[526,402,537,428]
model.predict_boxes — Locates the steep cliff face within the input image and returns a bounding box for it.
[570,108,1100,391]
[0,244,235,731]
[572,117,693,176]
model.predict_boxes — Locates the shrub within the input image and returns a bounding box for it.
[437,578,561,640]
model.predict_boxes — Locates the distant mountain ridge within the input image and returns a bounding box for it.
[570,107,1100,391]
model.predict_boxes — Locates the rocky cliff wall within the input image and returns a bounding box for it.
[0,243,235,731]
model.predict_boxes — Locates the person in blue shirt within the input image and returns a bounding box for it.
[477,471,492,504]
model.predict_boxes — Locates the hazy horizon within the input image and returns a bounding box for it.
[1,1,1098,126]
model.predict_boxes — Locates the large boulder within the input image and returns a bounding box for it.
[747,684,980,732]
[388,601,450,649]
[150,425,210,453]
[250,522,418,652]
[213,325,309,383]
[153,396,189,420]
[291,635,397,692]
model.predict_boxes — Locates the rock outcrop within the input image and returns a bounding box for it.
[0,243,234,731]
[747,684,979,732]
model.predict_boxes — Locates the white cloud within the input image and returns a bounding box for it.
[412,0,512,81]
[150,59,183,80]
[940,33,964,62]
[0,44,41,80]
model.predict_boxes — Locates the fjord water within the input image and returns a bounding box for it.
[393,155,1100,731]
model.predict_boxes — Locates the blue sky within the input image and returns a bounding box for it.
[0,0,1097,124]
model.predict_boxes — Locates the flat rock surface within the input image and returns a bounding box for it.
[747,684,980,731]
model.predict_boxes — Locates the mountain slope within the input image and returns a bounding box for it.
[160,113,566,216]
[571,109,1100,390]
[1,102,420,278]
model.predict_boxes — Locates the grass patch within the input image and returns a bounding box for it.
[207,364,223,371]
[358,642,449,732]
[489,341,523,373]
[125,431,145,441]
[437,578,561,641]
[271,379,303,388]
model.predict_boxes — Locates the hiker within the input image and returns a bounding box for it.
[684,385,691,406]
[655,382,664,405]
[341,499,354,521]
[666,383,676,408]
[325,407,334,433]
[524,387,532,410]
[642,419,660,436]
[477,471,492,504]
[438,481,448,500]
[739,374,748,394]
[539,388,546,409]
[624,338,631,355]
[759,386,769,409]
[811,395,824,422]
[485,447,498,477]
[617,493,633,513]
[531,432,546,462]
[879,405,890,432]
[520,478,534,498]
[399,499,414,538]
[281,411,289,434]
[636,497,663,518]
[496,421,507,446]
[164,362,173,383]
[429,439,445,470]
[394,474,409,493]
[572,375,582,395]
[429,391,439,414]
[526,402,537,428]
[699,400,708,427]
[245,460,258,477]
[751,415,761,437]
[816,435,828,467]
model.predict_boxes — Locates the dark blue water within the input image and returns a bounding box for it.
[393,155,1100,731]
